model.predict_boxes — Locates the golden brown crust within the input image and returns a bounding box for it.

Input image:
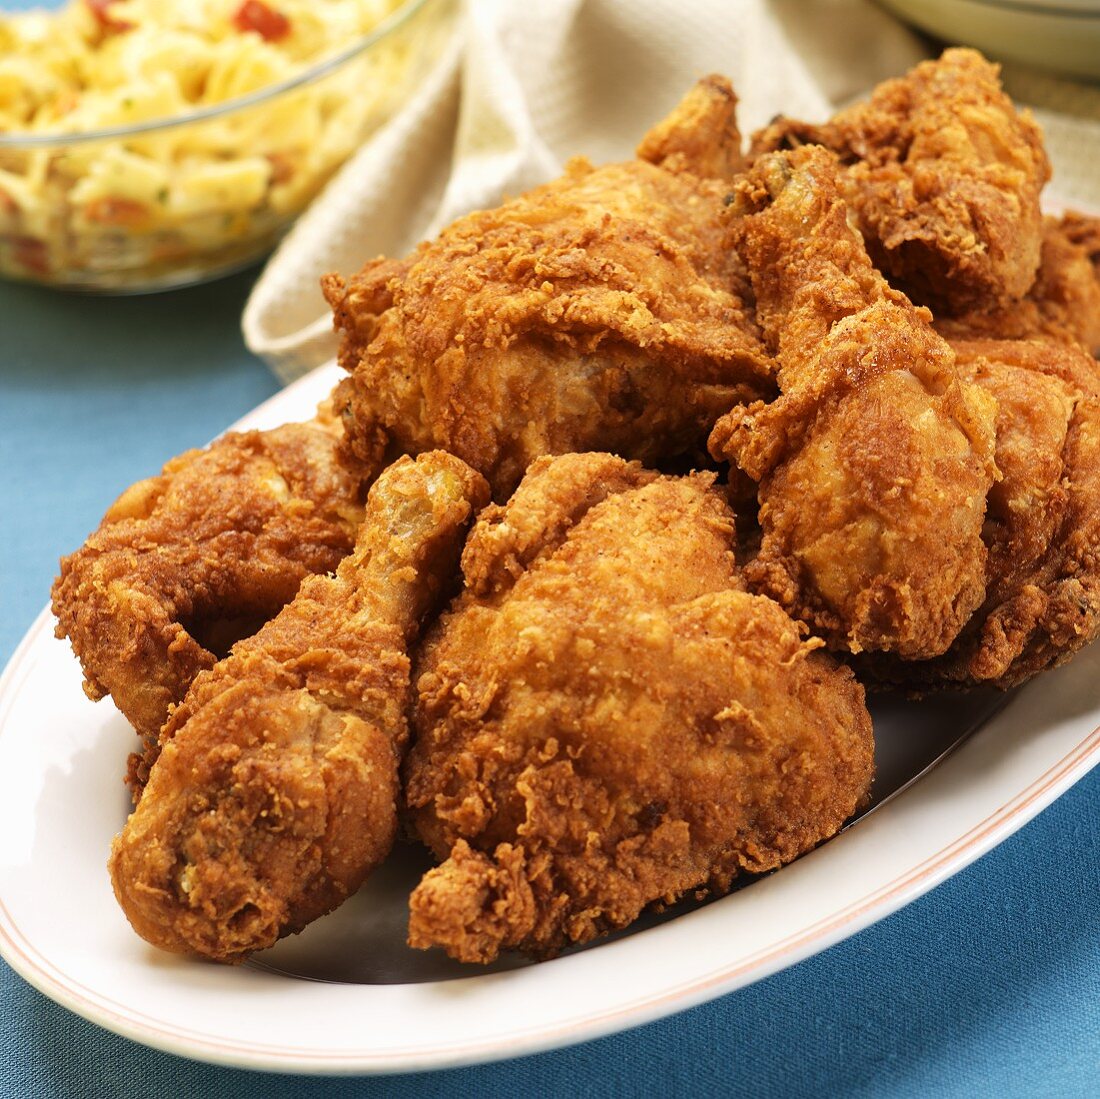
[859,338,1100,689]
[635,73,745,183]
[404,454,874,964]
[109,453,489,962]
[937,216,1100,354]
[52,419,372,773]
[60,66,1100,973]
[1060,210,1100,269]
[709,146,998,659]
[459,451,661,598]
[325,78,773,500]
[752,48,1050,314]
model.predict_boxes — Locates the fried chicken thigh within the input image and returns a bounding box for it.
[752,49,1050,314]
[52,413,371,793]
[109,453,488,962]
[709,146,998,660]
[862,338,1100,689]
[323,77,771,499]
[404,453,874,964]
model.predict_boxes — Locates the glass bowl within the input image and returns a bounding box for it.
[0,0,454,292]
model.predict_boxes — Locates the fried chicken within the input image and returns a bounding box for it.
[109,452,488,962]
[66,62,1100,977]
[404,453,874,964]
[860,338,1100,689]
[52,410,373,794]
[937,215,1100,354]
[751,48,1050,315]
[709,146,998,660]
[323,76,771,499]
[1059,210,1100,273]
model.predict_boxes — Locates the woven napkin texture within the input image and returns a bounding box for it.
[242,0,1100,384]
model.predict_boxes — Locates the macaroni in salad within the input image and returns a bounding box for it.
[0,0,437,287]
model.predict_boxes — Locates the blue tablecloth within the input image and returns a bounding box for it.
[1,269,1097,1099]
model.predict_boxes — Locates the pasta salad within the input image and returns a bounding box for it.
[0,0,443,288]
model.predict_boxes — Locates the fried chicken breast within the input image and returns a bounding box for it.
[323,77,772,499]
[404,453,874,964]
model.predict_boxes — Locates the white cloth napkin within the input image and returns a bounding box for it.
[242,0,1100,384]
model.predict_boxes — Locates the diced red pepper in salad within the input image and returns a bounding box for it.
[266,152,295,185]
[83,196,150,227]
[233,1,292,43]
[84,0,134,33]
[9,236,49,275]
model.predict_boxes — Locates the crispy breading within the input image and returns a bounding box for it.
[937,216,1100,354]
[323,77,771,499]
[109,453,488,962]
[635,72,746,182]
[709,146,998,659]
[404,453,873,964]
[52,415,371,791]
[752,48,1050,314]
[860,338,1100,689]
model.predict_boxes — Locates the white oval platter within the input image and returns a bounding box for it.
[0,364,1097,1074]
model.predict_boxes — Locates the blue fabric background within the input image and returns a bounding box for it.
[1,258,1097,1099]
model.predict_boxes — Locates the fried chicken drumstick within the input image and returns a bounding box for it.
[323,76,771,499]
[109,452,488,962]
[52,412,372,794]
[752,48,1050,315]
[709,145,998,660]
[405,453,874,964]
